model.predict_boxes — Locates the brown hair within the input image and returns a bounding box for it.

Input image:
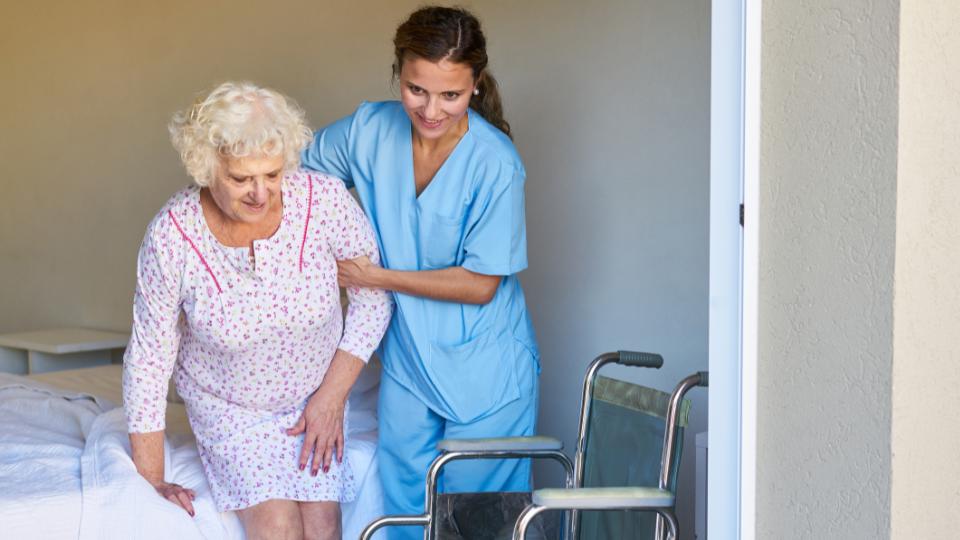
[392,6,512,139]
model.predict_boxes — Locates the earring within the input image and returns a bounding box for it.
[473,88,480,96]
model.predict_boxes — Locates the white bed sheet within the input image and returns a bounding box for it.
[0,365,384,540]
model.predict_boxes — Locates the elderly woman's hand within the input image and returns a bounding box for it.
[286,387,346,476]
[337,256,377,288]
[152,481,196,517]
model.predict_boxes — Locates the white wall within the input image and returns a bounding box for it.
[758,1,899,537]
[891,1,960,537]
[0,1,710,536]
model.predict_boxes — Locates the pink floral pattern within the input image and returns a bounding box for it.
[122,171,392,511]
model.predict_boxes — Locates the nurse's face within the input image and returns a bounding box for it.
[208,154,285,225]
[399,56,476,141]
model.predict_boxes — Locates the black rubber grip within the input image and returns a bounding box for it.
[697,371,710,387]
[616,351,664,368]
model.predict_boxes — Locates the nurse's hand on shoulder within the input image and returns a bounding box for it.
[337,256,377,288]
[286,388,346,476]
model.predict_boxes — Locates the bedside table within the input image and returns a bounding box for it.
[0,328,129,375]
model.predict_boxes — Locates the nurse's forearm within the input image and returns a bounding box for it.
[371,266,501,304]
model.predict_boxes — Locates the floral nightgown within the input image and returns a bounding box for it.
[122,171,392,511]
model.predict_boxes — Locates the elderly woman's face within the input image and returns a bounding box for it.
[399,56,476,141]
[208,154,285,224]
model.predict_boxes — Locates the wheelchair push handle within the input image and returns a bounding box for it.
[616,350,664,368]
[696,371,709,387]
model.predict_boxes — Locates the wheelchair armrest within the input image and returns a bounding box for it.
[531,487,675,509]
[437,435,563,453]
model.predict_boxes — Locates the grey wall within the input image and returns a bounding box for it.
[0,1,710,536]
[758,1,898,538]
[486,2,711,536]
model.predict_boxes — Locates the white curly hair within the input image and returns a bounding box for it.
[169,81,313,187]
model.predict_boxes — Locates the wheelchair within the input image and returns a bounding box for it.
[360,351,708,540]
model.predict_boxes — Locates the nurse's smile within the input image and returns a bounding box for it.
[416,114,444,130]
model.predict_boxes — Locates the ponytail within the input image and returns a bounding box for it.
[471,70,512,139]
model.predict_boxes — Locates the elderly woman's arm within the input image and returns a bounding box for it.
[287,174,392,475]
[286,349,364,474]
[131,432,196,515]
[123,213,194,515]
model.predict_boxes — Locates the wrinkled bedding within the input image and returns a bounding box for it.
[0,371,383,539]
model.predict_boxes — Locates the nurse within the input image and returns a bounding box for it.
[301,5,539,537]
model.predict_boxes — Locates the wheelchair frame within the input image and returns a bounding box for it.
[359,351,707,540]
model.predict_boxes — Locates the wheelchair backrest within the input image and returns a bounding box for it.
[579,375,691,540]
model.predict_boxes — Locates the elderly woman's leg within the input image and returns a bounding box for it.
[300,501,341,540]
[238,499,303,540]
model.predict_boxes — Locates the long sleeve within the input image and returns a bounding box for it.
[313,174,392,362]
[122,212,184,433]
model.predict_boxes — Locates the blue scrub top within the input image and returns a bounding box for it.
[302,101,539,423]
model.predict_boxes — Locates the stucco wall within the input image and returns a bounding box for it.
[757,1,898,538]
[891,1,960,538]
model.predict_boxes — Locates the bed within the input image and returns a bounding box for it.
[0,361,385,539]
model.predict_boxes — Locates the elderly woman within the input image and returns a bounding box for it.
[122,81,391,540]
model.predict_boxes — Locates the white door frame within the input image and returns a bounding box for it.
[708,0,760,538]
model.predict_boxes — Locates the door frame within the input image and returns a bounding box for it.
[708,0,760,538]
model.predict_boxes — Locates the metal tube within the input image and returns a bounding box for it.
[359,515,430,540]
[512,505,549,540]
[424,449,575,540]
[571,353,619,540]
[574,353,619,486]
[512,505,677,540]
[657,509,679,540]
[654,372,703,540]
[659,373,703,490]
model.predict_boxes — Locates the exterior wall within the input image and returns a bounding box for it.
[891,2,960,538]
[757,1,899,538]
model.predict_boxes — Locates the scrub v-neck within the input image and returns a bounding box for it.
[407,111,471,204]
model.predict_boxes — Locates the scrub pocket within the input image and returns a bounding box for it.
[426,329,521,424]
[417,210,463,269]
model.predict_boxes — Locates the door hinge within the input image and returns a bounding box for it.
[739,203,744,226]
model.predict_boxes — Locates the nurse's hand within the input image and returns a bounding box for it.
[337,256,377,288]
[286,389,346,476]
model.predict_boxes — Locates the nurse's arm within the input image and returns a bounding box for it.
[337,257,500,305]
